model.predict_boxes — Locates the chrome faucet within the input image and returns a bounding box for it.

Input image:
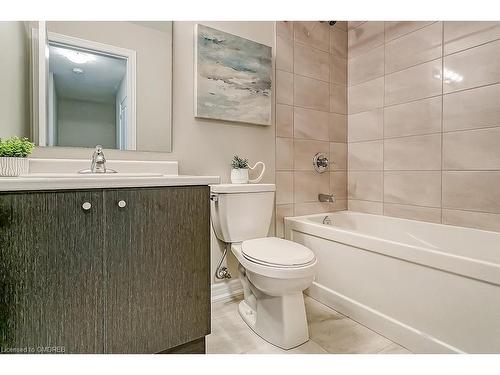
[91,145,107,173]
[78,145,117,174]
[318,193,335,202]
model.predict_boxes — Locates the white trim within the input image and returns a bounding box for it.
[211,279,243,303]
[34,30,137,149]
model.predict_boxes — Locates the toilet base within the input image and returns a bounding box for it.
[238,292,309,350]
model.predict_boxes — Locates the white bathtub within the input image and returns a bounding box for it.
[284,211,500,354]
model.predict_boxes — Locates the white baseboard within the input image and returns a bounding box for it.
[306,282,463,354]
[211,279,243,303]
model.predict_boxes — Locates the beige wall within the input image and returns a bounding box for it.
[0,21,29,139]
[31,21,276,283]
[275,21,348,237]
[347,21,500,232]
[57,98,116,148]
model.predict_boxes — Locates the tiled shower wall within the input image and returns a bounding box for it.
[347,21,500,232]
[275,21,348,237]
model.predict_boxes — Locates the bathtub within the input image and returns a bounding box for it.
[284,211,500,354]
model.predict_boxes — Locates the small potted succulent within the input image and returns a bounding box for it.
[231,155,249,184]
[0,136,35,177]
[230,155,266,184]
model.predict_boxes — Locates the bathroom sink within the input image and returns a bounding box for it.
[22,172,164,178]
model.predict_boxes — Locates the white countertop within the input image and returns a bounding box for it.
[0,158,220,191]
[0,174,220,191]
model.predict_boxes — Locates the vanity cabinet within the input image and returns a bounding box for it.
[0,186,210,354]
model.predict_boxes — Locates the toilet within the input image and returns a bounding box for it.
[210,183,317,349]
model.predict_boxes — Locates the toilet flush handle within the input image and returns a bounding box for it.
[210,193,219,203]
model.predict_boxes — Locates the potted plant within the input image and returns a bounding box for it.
[230,155,266,184]
[231,155,249,184]
[0,137,35,177]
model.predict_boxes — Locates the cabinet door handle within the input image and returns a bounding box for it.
[82,202,92,211]
[117,200,127,208]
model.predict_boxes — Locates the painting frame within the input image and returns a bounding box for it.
[194,24,273,126]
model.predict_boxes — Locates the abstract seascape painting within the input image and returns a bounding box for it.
[195,24,272,125]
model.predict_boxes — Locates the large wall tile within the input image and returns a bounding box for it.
[443,127,500,170]
[294,75,330,111]
[276,204,294,238]
[348,171,383,201]
[329,113,347,142]
[348,77,384,114]
[330,142,347,170]
[294,42,330,81]
[294,21,330,52]
[385,59,442,105]
[276,34,293,72]
[276,137,293,170]
[330,28,347,58]
[348,199,383,214]
[294,171,329,203]
[383,203,442,223]
[276,171,293,204]
[348,22,366,30]
[294,139,329,170]
[294,201,347,216]
[444,39,500,93]
[385,22,442,74]
[276,104,293,138]
[442,209,500,232]
[384,171,441,207]
[348,108,383,142]
[443,83,500,131]
[348,21,384,59]
[330,55,347,85]
[384,134,442,170]
[348,140,383,170]
[330,84,347,114]
[294,107,329,141]
[276,70,293,105]
[444,21,500,55]
[277,21,294,40]
[331,171,348,199]
[384,97,442,138]
[443,171,500,213]
[385,21,435,42]
[348,45,384,85]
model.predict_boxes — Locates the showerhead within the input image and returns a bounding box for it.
[329,21,337,26]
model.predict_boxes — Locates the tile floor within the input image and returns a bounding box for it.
[207,295,411,354]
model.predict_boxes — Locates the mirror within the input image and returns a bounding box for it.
[32,21,173,152]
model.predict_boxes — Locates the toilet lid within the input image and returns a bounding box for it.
[241,237,315,267]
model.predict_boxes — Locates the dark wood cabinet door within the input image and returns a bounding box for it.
[0,190,104,353]
[103,186,210,353]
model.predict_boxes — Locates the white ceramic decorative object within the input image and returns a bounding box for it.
[230,161,265,184]
[230,168,249,184]
[0,157,29,177]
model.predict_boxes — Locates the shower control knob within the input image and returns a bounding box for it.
[82,202,92,211]
[117,200,127,208]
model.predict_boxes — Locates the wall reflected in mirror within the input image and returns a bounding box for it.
[48,44,128,149]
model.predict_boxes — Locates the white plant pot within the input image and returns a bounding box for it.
[0,157,29,177]
[231,168,249,184]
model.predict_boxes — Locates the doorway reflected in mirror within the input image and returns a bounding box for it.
[48,43,129,149]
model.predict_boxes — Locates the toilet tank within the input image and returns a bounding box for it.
[210,184,276,243]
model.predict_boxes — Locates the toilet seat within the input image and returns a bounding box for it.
[242,237,316,268]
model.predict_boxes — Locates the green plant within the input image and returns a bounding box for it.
[231,155,249,169]
[0,137,35,158]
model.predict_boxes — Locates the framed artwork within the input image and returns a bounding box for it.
[194,24,272,125]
